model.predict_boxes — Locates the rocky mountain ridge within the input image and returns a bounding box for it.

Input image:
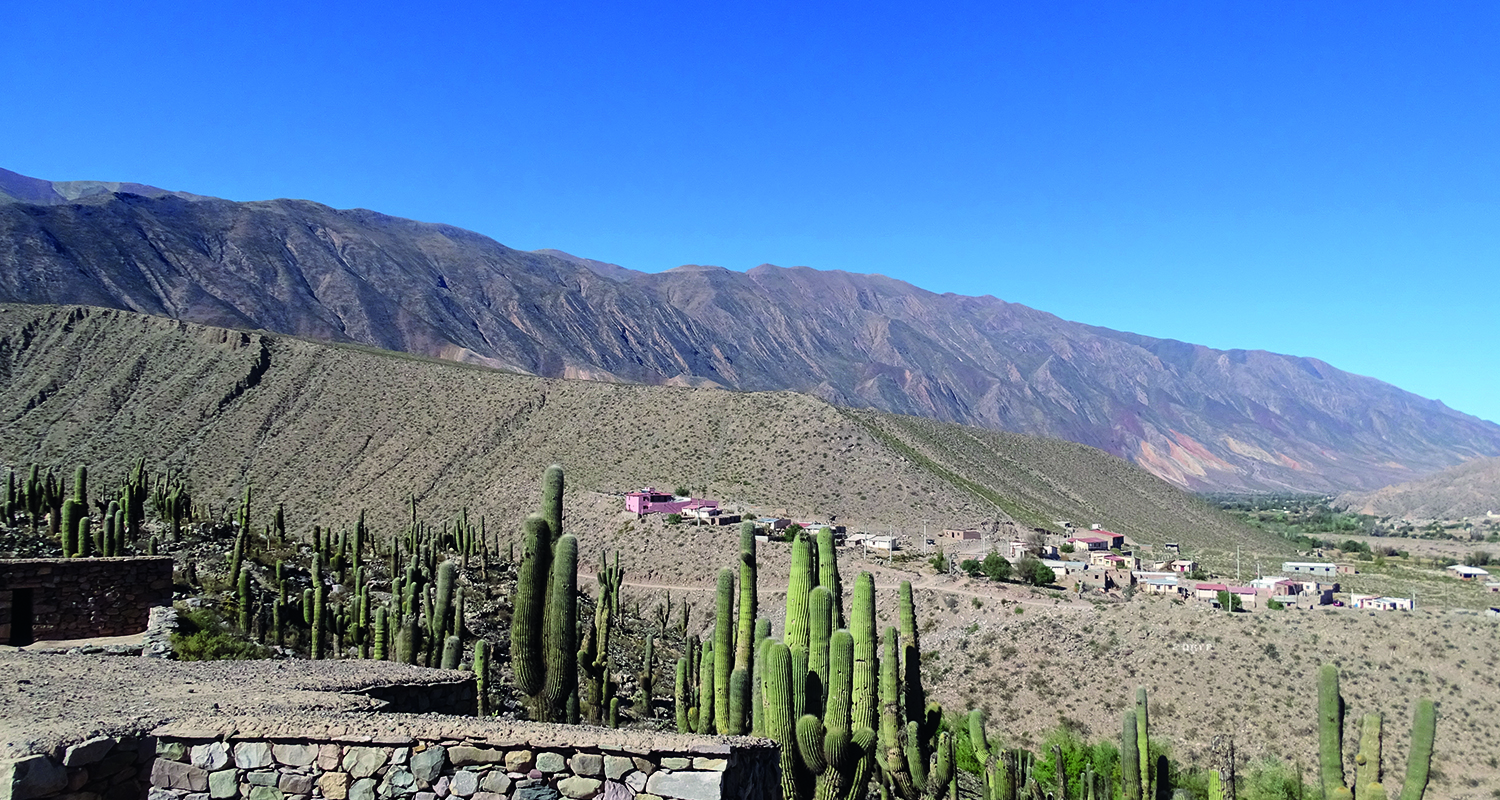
[1,171,1496,492]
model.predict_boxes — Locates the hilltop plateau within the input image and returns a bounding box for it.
[2,174,1496,493]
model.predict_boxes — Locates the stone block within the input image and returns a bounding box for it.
[390,750,410,767]
[534,754,565,774]
[157,743,189,763]
[601,781,634,800]
[447,748,504,768]
[247,773,280,788]
[191,745,230,772]
[209,769,238,799]
[64,737,119,768]
[472,794,505,800]
[514,785,560,800]
[478,773,510,795]
[233,744,273,771]
[657,760,689,772]
[147,788,176,800]
[409,749,445,784]
[689,760,725,772]
[151,760,209,792]
[2,755,70,800]
[503,752,533,773]
[645,771,721,800]
[624,774,646,793]
[569,755,603,778]
[448,772,479,797]
[66,767,89,791]
[317,773,350,800]
[279,775,314,795]
[272,747,317,769]
[342,749,388,780]
[603,758,632,781]
[315,746,340,772]
[349,778,378,800]
[557,777,601,799]
[630,761,652,777]
[432,778,449,798]
[415,794,436,800]
[247,786,284,800]
[382,769,416,795]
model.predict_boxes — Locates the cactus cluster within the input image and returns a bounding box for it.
[582,550,626,725]
[1319,663,1436,800]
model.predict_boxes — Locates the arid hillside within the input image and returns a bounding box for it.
[0,303,1278,568]
[3,184,1497,493]
[1339,456,1500,521]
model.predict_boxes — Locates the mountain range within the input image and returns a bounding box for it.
[1338,456,1500,521]
[1,168,1496,493]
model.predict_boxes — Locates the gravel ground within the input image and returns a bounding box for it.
[0,652,468,758]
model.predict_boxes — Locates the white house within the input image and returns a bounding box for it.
[1447,565,1491,581]
[1282,561,1337,577]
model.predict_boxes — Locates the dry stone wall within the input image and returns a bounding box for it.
[2,716,777,800]
[0,557,173,643]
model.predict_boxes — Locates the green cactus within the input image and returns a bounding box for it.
[433,559,456,643]
[541,463,564,541]
[372,607,388,660]
[787,531,816,659]
[1208,770,1223,800]
[1136,686,1151,799]
[60,498,82,557]
[752,619,772,737]
[1319,664,1349,800]
[540,533,579,721]
[397,613,419,664]
[675,657,691,733]
[1400,698,1435,800]
[817,527,843,628]
[1122,709,1141,800]
[764,640,802,800]
[311,583,326,659]
[713,567,735,733]
[510,513,550,700]
[238,568,252,633]
[637,633,656,714]
[697,639,715,733]
[474,638,491,716]
[735,521,758,674]
[808,586,834,716]
[441,634,462,670]
[846,575,877,799]
[1357,712,1383,794]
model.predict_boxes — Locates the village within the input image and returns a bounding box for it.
[624,487,1500,614]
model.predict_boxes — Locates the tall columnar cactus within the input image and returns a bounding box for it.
[735,522,758,674]
[511,513,551,703]
[541,463,564,542]
[1319,664,1349,800]
[372,607,388,660]
[786,531,816,659]
[1136,686,1151,799]
[764,640,801,800]
[582,552,620,725]
[696,639,715,733]
[638,633,656,712]
[441,635,462,670]
[807,586,834,715]
[311,583,326,660]
[1121,709,1142,800]
[541,533,579,721]
[714,567,735,733]
[794,629,876,800]
[433,559,457,644]
[675,657,692,733]
[817,527,844,629]
[1400,698,1436,800]
[1357,713,1383,795]
[752,618,772,737]
[238,568,252,633]
[474,638,491,716]
[60,497,82,558]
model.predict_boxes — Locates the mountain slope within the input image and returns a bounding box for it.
[1,178,1495,492]
[0,167,209,205]
[1338,456,1500,520]
[0,303,1275,562]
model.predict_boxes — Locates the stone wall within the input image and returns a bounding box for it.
[142,717,777,800]
[0,557,174,643]
[2,715,778,800]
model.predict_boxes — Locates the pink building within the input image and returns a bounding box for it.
[625,489,718,516]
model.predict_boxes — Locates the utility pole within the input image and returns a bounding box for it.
[922,519,930,554]
[1236,545,1241,584]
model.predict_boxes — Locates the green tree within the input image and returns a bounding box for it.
[1018,556,1053,586]
[960,559,982,577]
[982,551,1012,582]
[929,546,947,574]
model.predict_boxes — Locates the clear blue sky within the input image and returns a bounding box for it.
[4,1,1497,423]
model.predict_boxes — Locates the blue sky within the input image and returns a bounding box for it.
[4,1,1497,423]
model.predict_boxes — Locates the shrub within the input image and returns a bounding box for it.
[982,551,1012,582]
[961,559,982,577]
[665,513,682,525]
[172,606,269,661]
[1060,543,1075,554]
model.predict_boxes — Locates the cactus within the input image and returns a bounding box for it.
[846,574,877,799]
[60,498,82,557]
[1319,664,1349,800]
[474,638,491,716]
[764,640,802,800]
[675,657,691,733]
[1136,686,1151,799]
[541,463,564,541]
[1400,698,1435,800]
[786,531,816,659]
[372,607,388,660]
[1122,709,1142,800]
[237,568,251,633]
[583,551,623,724]
[752,619,772,737]
[817,527,843,628]
[540,533,579,721]
[511,513,550,699]
[714,567,735,733]
[697,639,715,733]
[794,629,876,800]
[1357,713,1382,794]
[441,635,462,670]
[1208,771,1223,800]
[433,559,456,643]
[311,584,326,659]
[808,586,834,716]
[397,613,419,664]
